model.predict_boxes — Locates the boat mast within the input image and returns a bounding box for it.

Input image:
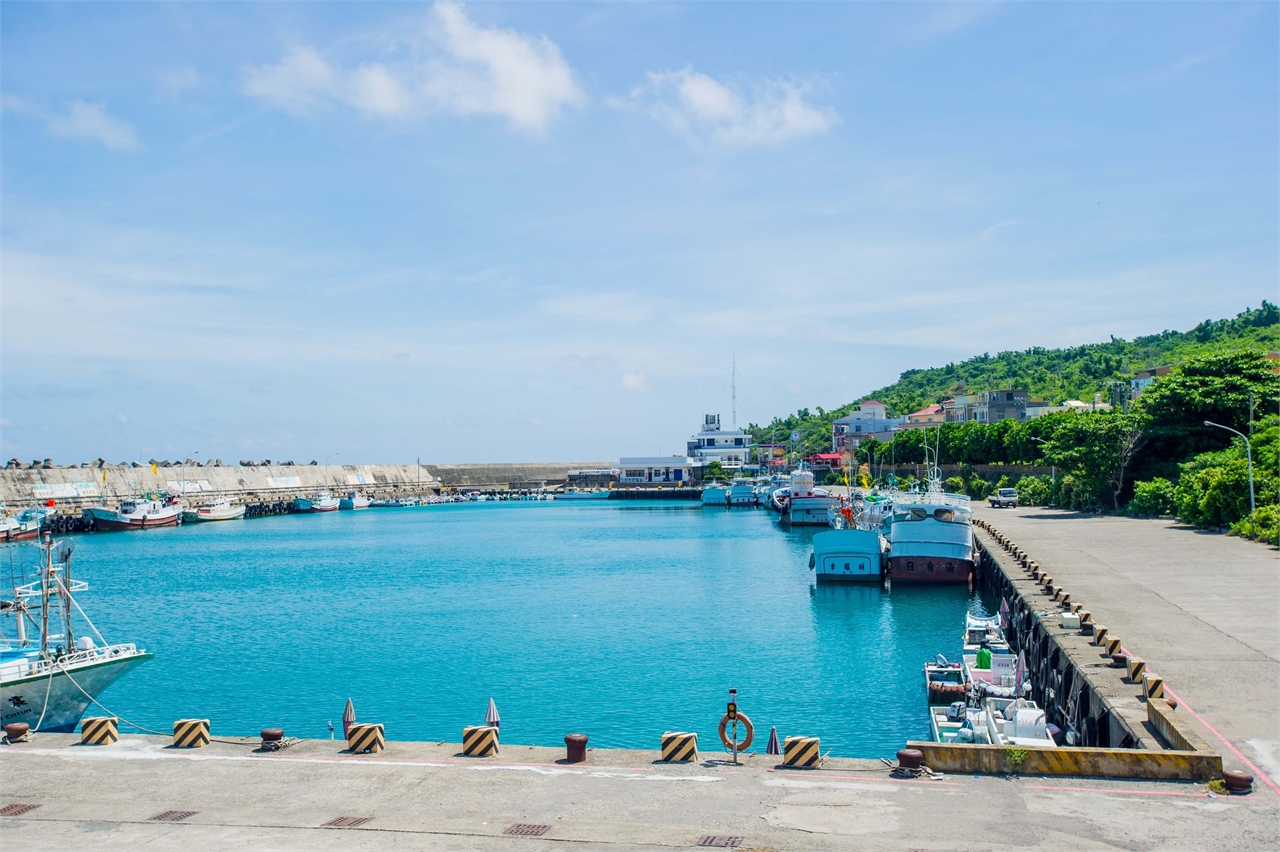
[61,542,75,651]
[39,537,51,658]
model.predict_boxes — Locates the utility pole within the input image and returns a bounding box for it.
[1205,421,1254,514]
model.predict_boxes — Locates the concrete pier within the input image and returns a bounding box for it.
[2,734,1276,851]
[973,506,1280,791]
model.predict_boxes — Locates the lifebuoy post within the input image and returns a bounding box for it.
[727,689,738,765]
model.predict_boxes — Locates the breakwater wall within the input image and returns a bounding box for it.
[971,520,1220,778]
[0,462,614,509]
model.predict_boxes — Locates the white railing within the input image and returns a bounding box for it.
[8,643,143,679]
[892,491,972,510]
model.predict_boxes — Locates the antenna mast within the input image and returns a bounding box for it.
[731,356,737,427]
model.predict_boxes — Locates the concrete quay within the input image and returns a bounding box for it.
[2,734,1277,851]
[973,506,1280,792]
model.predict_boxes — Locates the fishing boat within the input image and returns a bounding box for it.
[82,497,182,531]
[181,498,246,523]
[339,492,372,510]
[728,481,757,506]
[963,612,1009,653]
[810,528,887,582]
[0,537,152,732]
[293,492,340,513]
[701,484,728,506]
[779,467,834,525]
[924,655,969,708]
[2,508,46,541]
[884,465,974,584]
[555,490,611,500]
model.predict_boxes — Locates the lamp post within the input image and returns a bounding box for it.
[325,453,339,490]
[1204,421,1254,514]
[1030,437,1054,487]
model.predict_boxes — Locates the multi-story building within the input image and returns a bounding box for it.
[618,457,695,484]
[943,390,1029,424]
[902,403,945,429]
[687,414,750,469]
[831,400,906,450]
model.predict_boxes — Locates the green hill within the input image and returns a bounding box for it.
[749,301,1279,454]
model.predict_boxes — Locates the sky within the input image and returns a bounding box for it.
[1,1,1276,464]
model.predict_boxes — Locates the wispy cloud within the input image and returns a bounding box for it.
[620,372,648,393]
[540,292,656,323]
[915,3,1001,39]
[242,1,583,132]
[2,96,140,151]
[157,66,201,102]
[612,68,837,149]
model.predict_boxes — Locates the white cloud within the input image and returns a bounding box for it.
[620,372,648,393]
[540,292,655,323]
[618,68,838,149]
[917,3,1001,38]
[2,96,140,151]
[157,66,200,101]
[242,2,583,131]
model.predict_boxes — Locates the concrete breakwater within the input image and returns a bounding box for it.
[0,461,613,509]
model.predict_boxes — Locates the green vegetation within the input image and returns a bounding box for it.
[748,304,1278,541]
[702,460,727,482]
[748,302,1277,456]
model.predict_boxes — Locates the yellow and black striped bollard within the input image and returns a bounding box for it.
[462,725,499,757]
[1103,636,1122,656]
[782,736,821,768]
[347,723,386,754]
[660,731,698,762]
[81,717,118,746]
[173,719,210,748]
[1143,673,1164,700]
[1127,657,1146,683]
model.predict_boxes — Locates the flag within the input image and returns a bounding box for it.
[151,463,158,475]
[766,726,781,755]
[485,698,500,729]
[102,470,107,483]
[999,597,1010,630]
[1015,650,1027,695]
[342,698,355,738]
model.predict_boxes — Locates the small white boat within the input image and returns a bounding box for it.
[701,485,728,506]
[181,499,245,523]
[556,490,611,500]
[728,481,757,506]
[294,492,340,513]
[83,497,182,531]
[963,613,1010,654]
[339,492,372,510]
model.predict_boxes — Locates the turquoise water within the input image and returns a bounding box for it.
[41,502,988,757]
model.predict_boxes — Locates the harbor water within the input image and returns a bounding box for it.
[29,502,990,757]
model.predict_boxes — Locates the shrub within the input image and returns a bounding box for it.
[993,474,1013,491]
[1017,476,1050,506]
[966,476,993,500]
[1231,504,1280,546]
[823,471,844,486]
[1174,458,1252,527]
[944,476,966,494]
[1127,478,1177,517]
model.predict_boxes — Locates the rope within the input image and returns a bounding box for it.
[54,662,168,735]
[32,667,55,731]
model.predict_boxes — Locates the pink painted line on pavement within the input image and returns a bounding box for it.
[1027,784,1206,798]
[810,773,961,787]
[1121,643,1280,799]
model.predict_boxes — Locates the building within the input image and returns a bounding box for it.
[1130,363,1179,396]
[831,401,906,451]
[618,457,695,484]
[688,414,750,469]
[943,390,1029,424]
[902,403,945,429]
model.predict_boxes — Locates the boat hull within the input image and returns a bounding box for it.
[785,497,834,525]
[182,505,246,522]
[701,488,728,506]
[1,653,152,733]
[556,492,611,500]
[83,507,180,531]
[812,529,885,582]
[887,555,974,583]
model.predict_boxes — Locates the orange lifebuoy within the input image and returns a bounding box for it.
[718,712,754,752]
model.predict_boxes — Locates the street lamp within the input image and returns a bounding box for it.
[1204,421,1254,514]
[1030,437,1054,487]
[324,453,339,489]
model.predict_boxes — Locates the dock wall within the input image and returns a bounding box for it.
[906,741,1222,781]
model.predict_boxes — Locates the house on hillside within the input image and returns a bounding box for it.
[831,400,906,451]
[902,403,945,429]
[943,390,1029,424]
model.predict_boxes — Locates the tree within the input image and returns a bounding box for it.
[1041,412,1147,511]
[703,461,726,482]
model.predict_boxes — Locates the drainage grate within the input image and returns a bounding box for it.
[323,816,374,828]
[696,836,743,848]
[0,803,41,817]
[149,810,198,823]
[504,823,551,836]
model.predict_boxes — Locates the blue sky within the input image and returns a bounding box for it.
[2,2,1275,464]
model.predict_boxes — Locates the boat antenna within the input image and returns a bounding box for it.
[731,355,737,428]
[58,540,75,651]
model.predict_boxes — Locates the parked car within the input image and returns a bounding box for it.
[988,487,1019,508]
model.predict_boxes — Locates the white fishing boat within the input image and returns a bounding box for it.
[555,490,611,500]
[810,528,887,582]
[339,492,372,510]
[701,485,728,506]
[0,537,152,732]
[2,508,47,541]
[181,498,246,523]
[963,612,1010,654]
[780,467,834,525]
[294,492,340,513]
[728,481,757,506]
[83,497,182,531]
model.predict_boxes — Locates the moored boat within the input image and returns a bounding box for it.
[963,612,1009,654]
[2,507,46,541]
[294,491,340,513]
[780,467,834,525]
[83,497,182,531]
[555,490,612,500]
[701,485,728,506]
[181,498,245,523]
[728,481,757,506]
[810,528,887,582]
[885,488,974,584]
[1,537,152,732]
[339,492,373,510]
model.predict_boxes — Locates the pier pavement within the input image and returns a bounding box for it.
[973,506,1280,791]
[2,734,1277,851]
